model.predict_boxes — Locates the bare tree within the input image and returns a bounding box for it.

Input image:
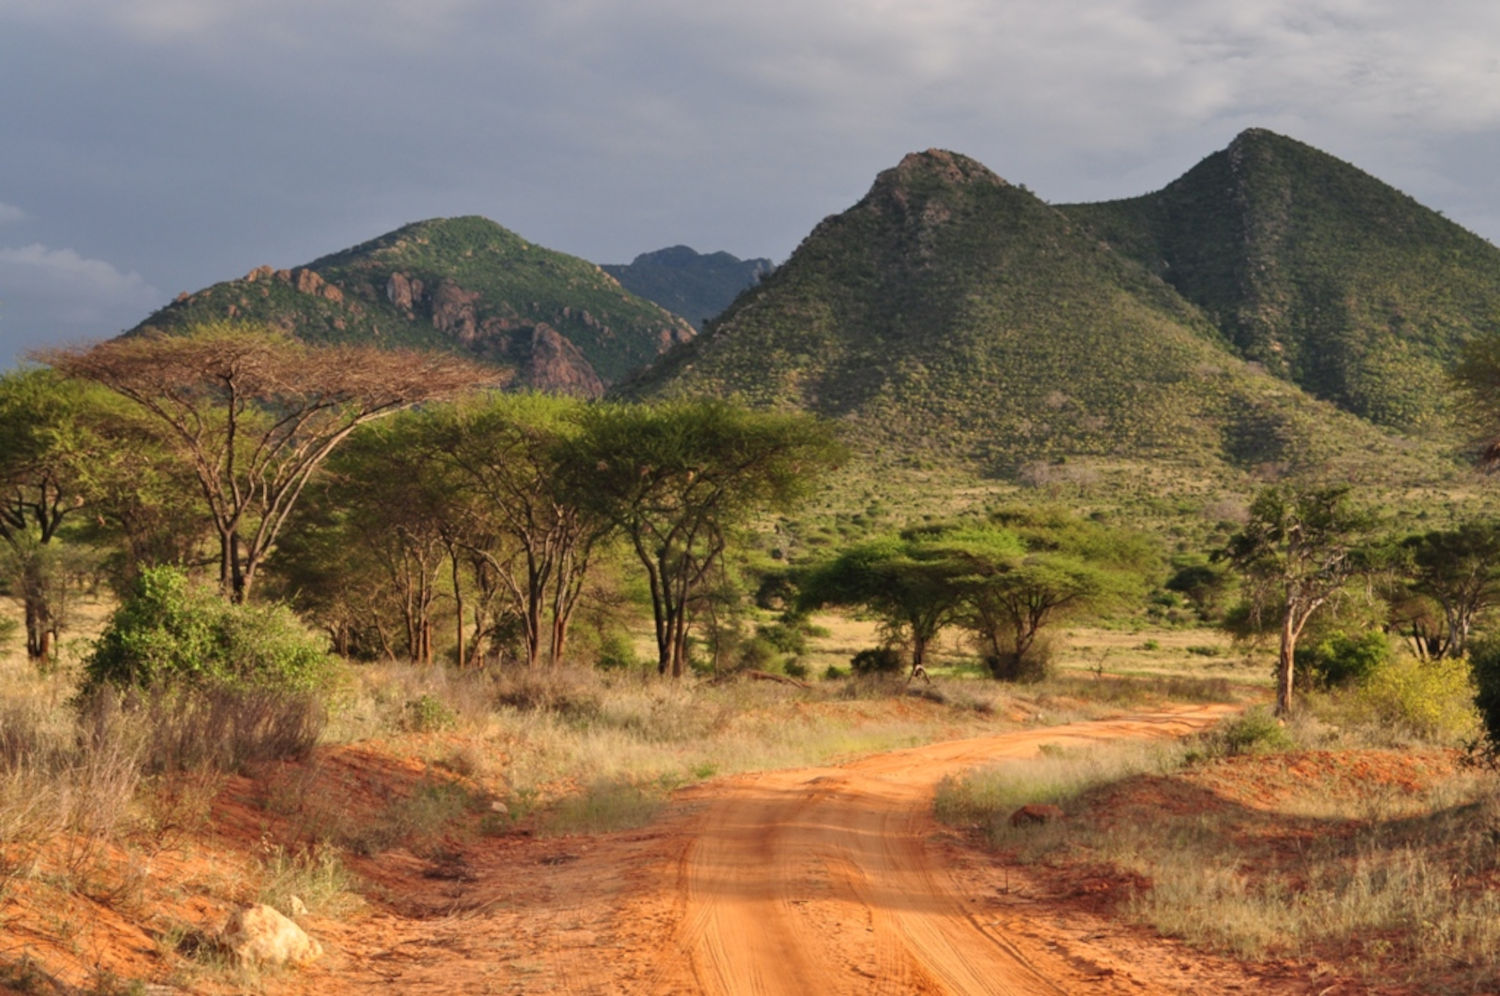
[42,323,496,602]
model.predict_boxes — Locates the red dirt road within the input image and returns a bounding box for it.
[282,703,1308,995]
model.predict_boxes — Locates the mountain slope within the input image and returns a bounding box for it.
[1060,129,1500,429]
[131,216,696,395]
[628,149,1427,479]
[602,246,773,329]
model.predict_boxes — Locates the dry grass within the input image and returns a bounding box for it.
[935,707,1500,992]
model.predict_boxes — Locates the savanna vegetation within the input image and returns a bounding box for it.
[8,129,1500,992]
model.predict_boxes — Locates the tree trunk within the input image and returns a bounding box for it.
[1276,613,1297,716]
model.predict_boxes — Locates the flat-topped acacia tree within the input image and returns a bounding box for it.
[42,323,496,602]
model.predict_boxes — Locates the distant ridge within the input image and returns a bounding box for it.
[1060,129,1500,429]
[626,142,1448,481]
[130,216,696,396]
[602,246,774,330]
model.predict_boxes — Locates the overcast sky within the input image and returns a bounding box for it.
[3,0,1499,365]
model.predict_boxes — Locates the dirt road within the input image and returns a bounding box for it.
[294,703,1302,995]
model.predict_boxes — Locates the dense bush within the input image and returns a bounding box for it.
[82,566,332,694]
[1354,655,1479,744]
[850,647,903,675]
[1294,630,1390,689]
[984,638,1053,683]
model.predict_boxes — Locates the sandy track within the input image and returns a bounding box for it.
[286,703,1304,995]
[598,704,1248,995]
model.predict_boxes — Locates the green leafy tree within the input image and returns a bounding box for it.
[798,528,1015,678]
[0,370,112,660]
[1217,485,1374,715]
[961,509,1152,680]
[1398,523,1500,659]
[273,415,458,665]
[569,400,843,677]
[432,394,612,669]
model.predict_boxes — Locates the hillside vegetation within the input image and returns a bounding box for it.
[1060,129,1500,430]
[629,147,1452,491]
[131,216,695,395]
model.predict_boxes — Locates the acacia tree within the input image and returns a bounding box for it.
[0,370,112,659]
[434,394,611,669]
[43,324,493,602]
[1397,524,1500,660]
[798,526,1021,679]
[569,400,842,677]
[1218,485,1373,715]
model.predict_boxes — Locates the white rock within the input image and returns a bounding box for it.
[221,903,324,966]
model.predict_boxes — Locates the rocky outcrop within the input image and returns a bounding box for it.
[385,271,423,312]
[241,264,343,302]
[431,280,482,343]
[514,323,604,398]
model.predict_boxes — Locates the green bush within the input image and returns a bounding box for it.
[1294,630,1390,689]
[985,639,1053,683]
[82,566,332,694]
[594,630,638,671]
[401,694,457,733]
[1196,707,1294,758]
[850,646,903,675]
[756,622,808,655]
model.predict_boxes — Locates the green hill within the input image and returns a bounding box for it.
[626,148,1442,484]
[130,216,696,395]
[602,246,773,330]
[1060,129,1500,430]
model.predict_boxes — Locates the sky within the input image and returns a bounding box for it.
[3,0,1499,365]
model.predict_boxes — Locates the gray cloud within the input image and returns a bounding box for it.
[0,243,163,363]
[3,0,1499,361]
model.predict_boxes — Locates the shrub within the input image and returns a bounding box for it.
[1355,656,1479,744]
[401,694,457,733]
[1195,707,1294,758]
[850,646,903,675]
[595,630,638,671]
[756,622,808,656]
[985,638,1054,683]
[83,566,332,694]
[737,635,780,671]
[1294,630,1390,689]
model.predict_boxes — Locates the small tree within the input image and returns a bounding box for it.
[43,324,493,602]
[1217,485,1373,715]
[1399,523,1500,659]
[798,528,1012,678]
[569,400,842,677]
[0,370,114,660]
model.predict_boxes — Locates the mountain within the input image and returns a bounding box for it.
[130,216,696,396]
[602,246,774,330]
[1059,129,1500,430]
[626,146,1444,481]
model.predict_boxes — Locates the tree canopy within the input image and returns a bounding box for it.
[42,323,494,602]
[568,399,844,676]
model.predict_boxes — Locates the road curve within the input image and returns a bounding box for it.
[621,704,1238,995]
